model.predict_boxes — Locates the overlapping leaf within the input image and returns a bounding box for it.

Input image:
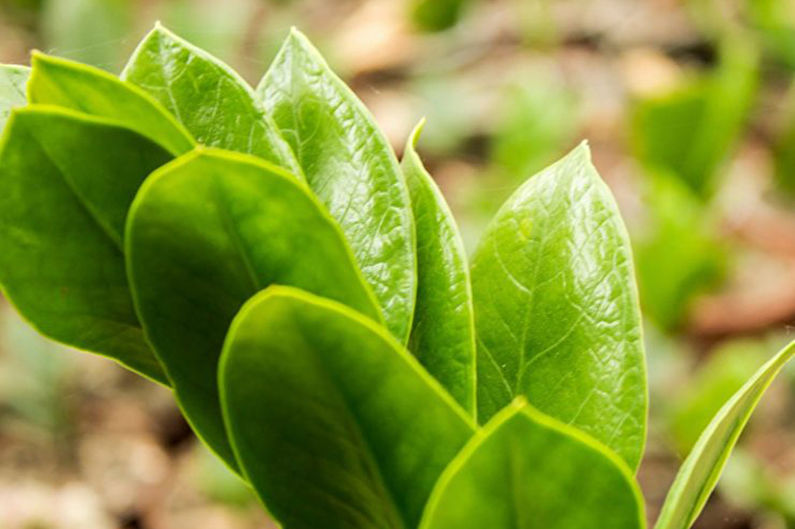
[0,106,172,384]
[470,143,647,470]
[126,148,383,469]
[419,400,646,529]
[220,286,475,529]
[401,121,476,416]
[122,24,302,177]
[27,52,194,156]
[259,29,416,343]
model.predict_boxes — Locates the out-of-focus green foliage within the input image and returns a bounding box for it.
[41,0,132,70]
[668,340,771,455]
[630,38,758,199]
[746,0,795,70]
[490,75,579,186]
[773,80,795,198]
[409,0,470,32]
[633,171,727,331]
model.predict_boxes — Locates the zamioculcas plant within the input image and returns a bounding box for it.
[0,24,792,529]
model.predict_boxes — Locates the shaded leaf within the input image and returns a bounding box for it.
[654,340,795,529]
[27,52,194,156]
[219,286,475,529]
[0,106,172,384]
[122,24,302,177]
[419,400,646,529]
[471,142,647,470]
[126,148,382,469]
[258,28,416,342]
[401,121,475,416]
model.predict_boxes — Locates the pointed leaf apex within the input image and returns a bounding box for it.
[408,117,427,149]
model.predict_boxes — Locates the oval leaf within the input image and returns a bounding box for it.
[27,52,194,156]
[122,24,303,177]
[419,400,646,529]
[0,65,29,131]
[258,28,416,342]
[126,148,383,470]
[471,142,647,470]
[0,106,173,384]
[219,286,475,529]
[401,121,475,416]
[654,340,795,529]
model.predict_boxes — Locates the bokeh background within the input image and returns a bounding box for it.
[1,0,795,527]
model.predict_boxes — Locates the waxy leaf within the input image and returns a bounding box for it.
[471,143,647,470]
[419,400,646,529]
[401,121,475,416]
[0,65,29,131]
[27,52,194,156]
[0,106,172,384]
[654,340,795,529]
[259,29,416,342]
[219,286,475,529]
[126,148,383,469]
[122,24,302,177]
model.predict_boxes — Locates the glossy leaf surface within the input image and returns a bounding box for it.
[126,148,382,469]
[27,53,193,156]
[401,121,475,416]
[471,143,647,470]
[122,24,302,176]
[220,286,475,529]
[0,65,29,131]
[419,401,646,529]
[259,29,416,342]
[654,340,795,529]
[0,106,172,384]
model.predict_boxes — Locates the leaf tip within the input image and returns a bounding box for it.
[408,117,427,150]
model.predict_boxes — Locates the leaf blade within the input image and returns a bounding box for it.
[401,120,476,416]
[0,105,172,384]
[126,148,383,469]
[654,340,795,529]
[471,142,647,470]
[219,285,475,529]
[122,24,303,178]
[419,400,646,529]
[258,28,416,342]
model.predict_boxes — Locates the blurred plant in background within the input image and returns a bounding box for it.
[1,0,795,527]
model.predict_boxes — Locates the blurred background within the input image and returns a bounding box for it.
[1,0,795,527]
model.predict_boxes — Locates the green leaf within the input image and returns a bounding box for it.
[419,400,646,529]
[0,65,29,132]
[470,142,647,470]
[654,340,795,529]
[258,28,416,343]
[122,24,303,177]
[27,52,194,156]
[401,121,475,416]
[219,285,475,529]
[126,148,383,470]
[0,106,173,384]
